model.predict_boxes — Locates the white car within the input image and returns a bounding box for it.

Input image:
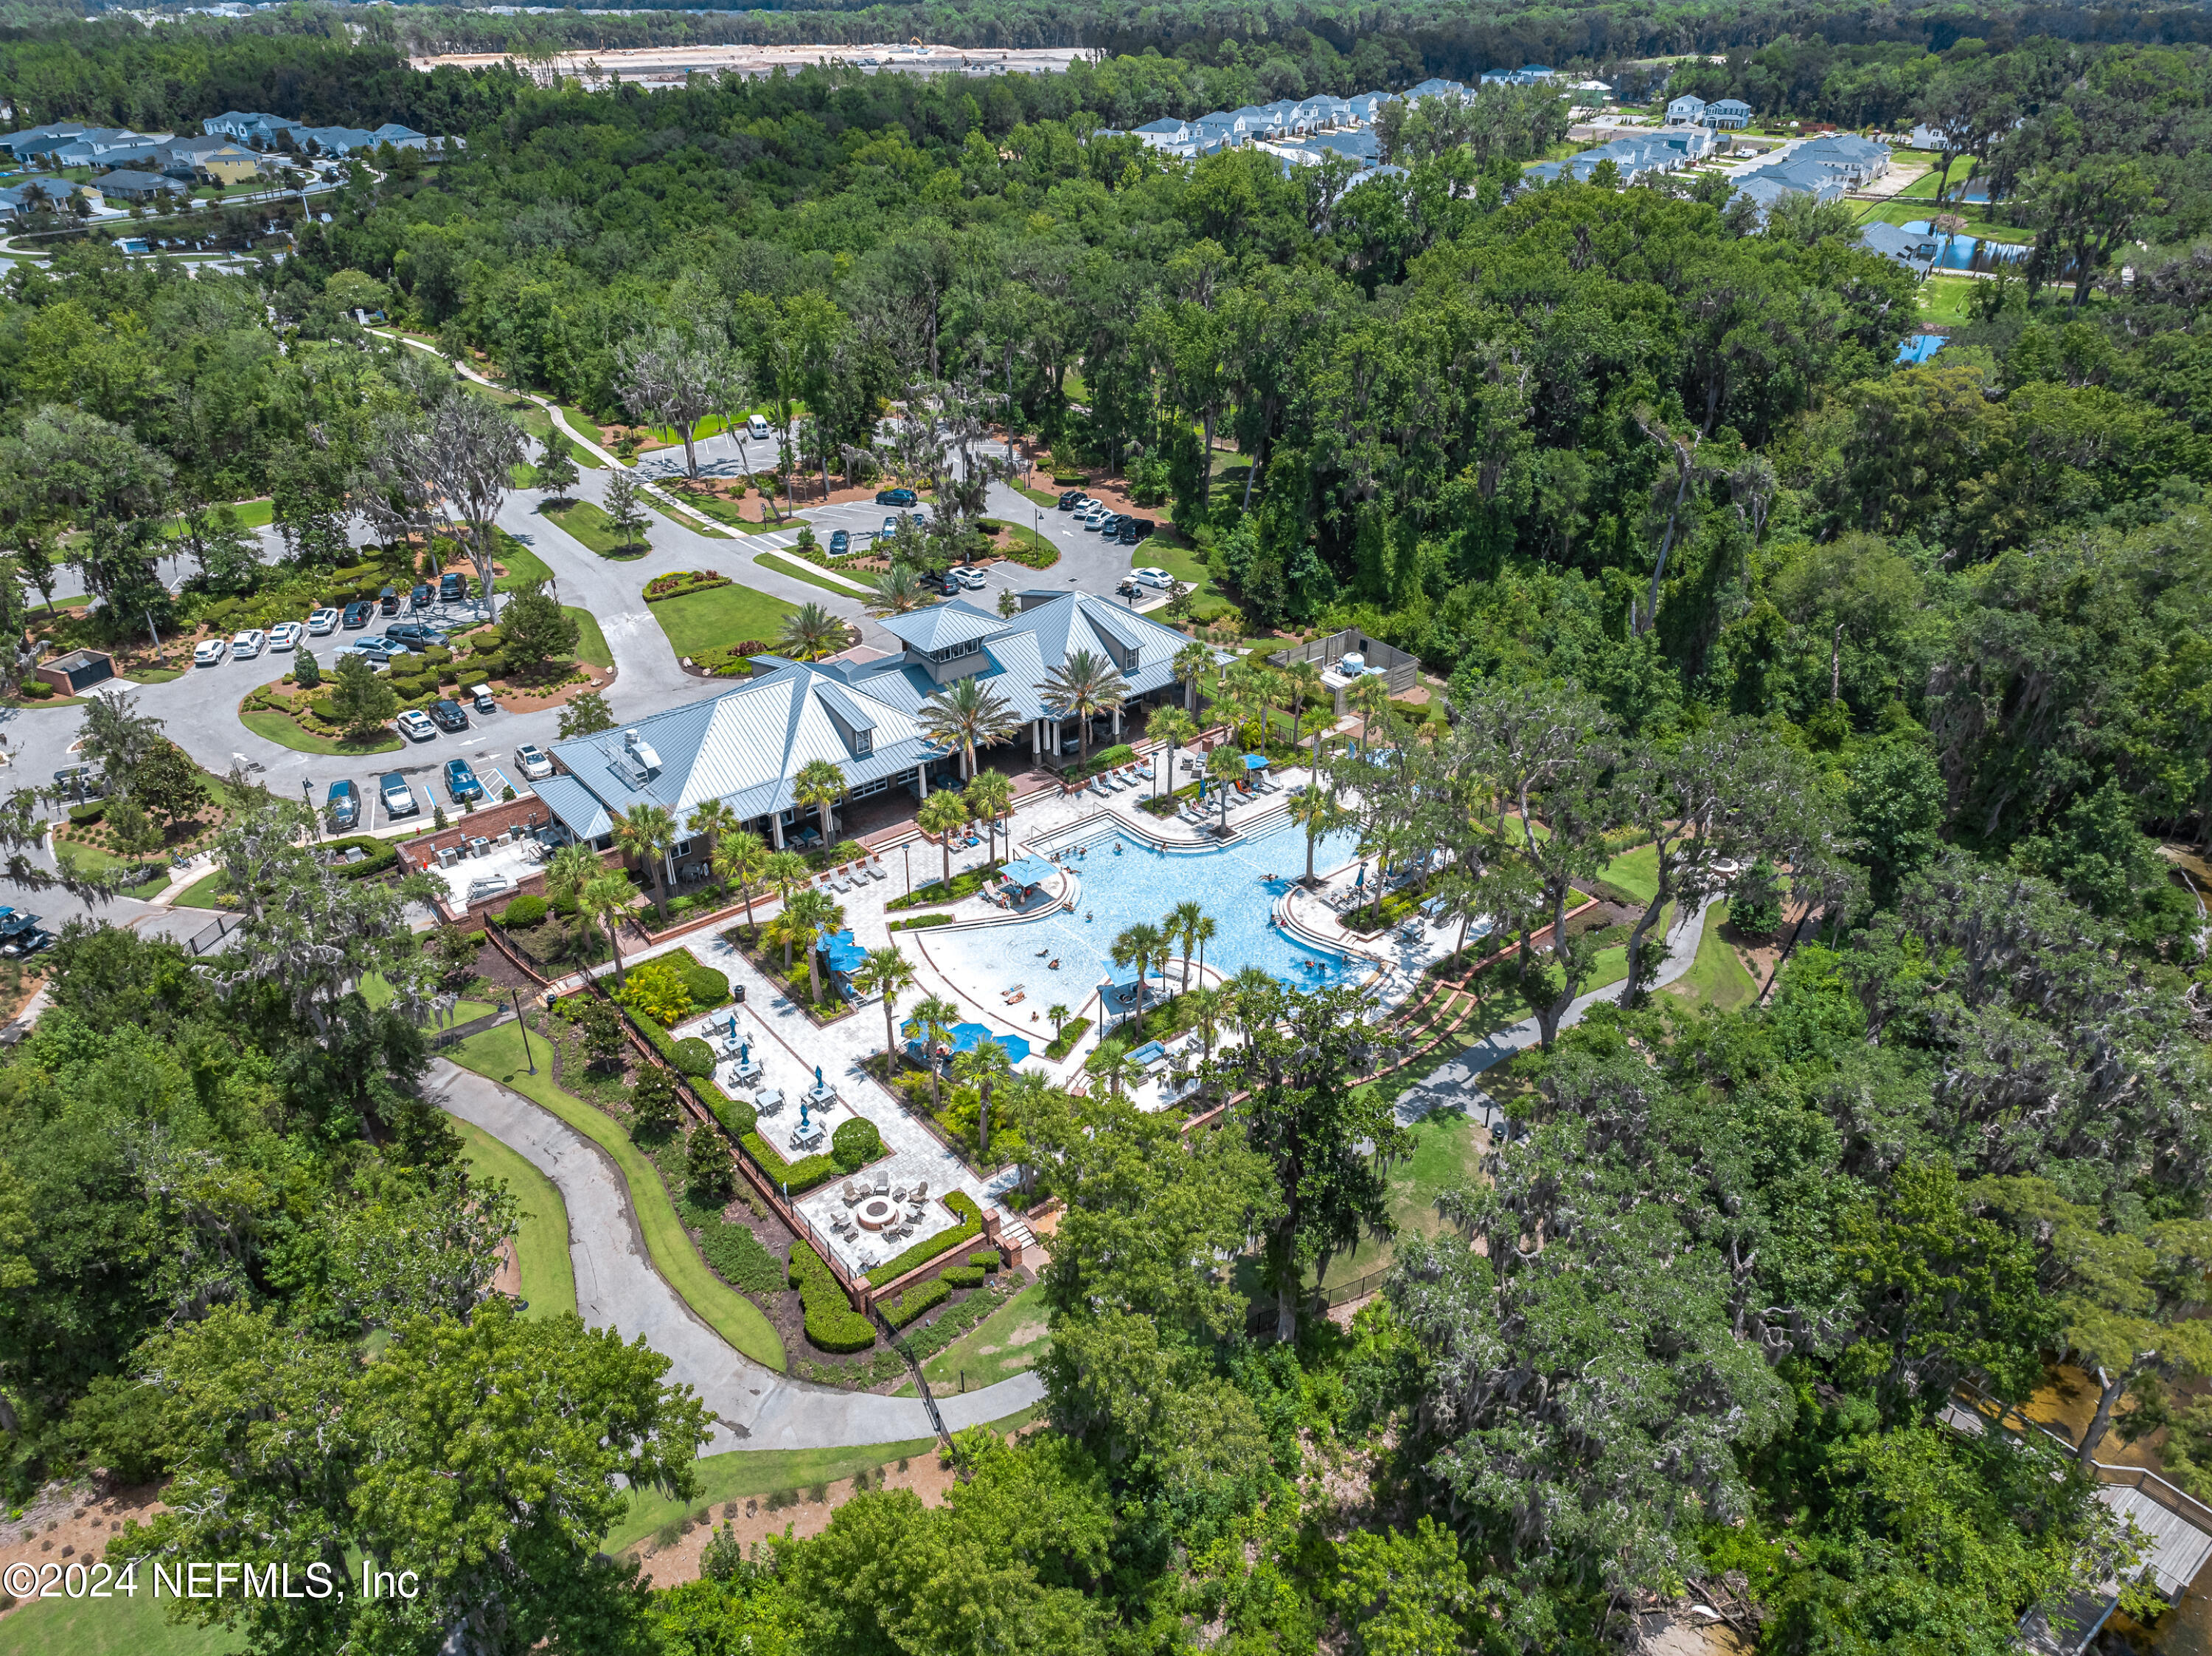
[950,566,987,590]
[307,607,341,636]
[231,628,265,659]
[268,621,303,651]
[1131,566,1173,590]
[395,709,437,742]
[515,744,554,781]
[192,637,227,667]
[746,414,772,442]
[1081,505,1109,529]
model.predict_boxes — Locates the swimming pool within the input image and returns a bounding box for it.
[921,815,1366,1011]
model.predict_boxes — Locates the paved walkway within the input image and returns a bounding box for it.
[430,1056,1044,1450]
[1391,896,1717,1132]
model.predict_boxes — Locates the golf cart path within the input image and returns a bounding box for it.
[1397,897,1716,1128]
[429,1057,1044,1453]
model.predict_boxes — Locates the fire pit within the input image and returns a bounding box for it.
[855,1196,898,1231]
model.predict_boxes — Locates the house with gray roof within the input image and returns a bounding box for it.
[90,169,184,201]
[0,122,87,159]
[1706,98,1753,129]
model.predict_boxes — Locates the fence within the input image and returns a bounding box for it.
[184,912,241,956]
[574,973,872,1315]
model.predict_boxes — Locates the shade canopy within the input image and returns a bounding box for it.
[1244,753,1269,769]
[999,855,1057,889]
[818,928,869,975]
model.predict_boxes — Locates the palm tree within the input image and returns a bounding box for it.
[917,789,967,890]
[1148,706,1197,801]
[1206,742,1246,836]
[1183,984,1227,1062]
[1350,673,1393,748]
[963,769,1013,864]
[785,886,841,1000]
[712,829,770,925]
[863,563,928,617]
[952,1038,1013,1158]
[1112,919,1166,1026]
[1046,1003,1071,1043]
[1280,656,1326,756]
[920,675,1020,780]
[1036,647,1128,768]
[1191,912,1217,984]
[1166,899,1207,991]
[857,945,917,1071]
[686,799,740,891]
[776,601,846,662]
[1288,784,1352,886]
[543,841,600,910]
[1085,1038,1139,1101]
[1173,639,1212,715]
[906,993,960,1107]
[792,757,845,849]
[762,848,810,914]
[611,802,679,925]
[577,872,635,978]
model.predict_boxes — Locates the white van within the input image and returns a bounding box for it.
[745,414,773,442]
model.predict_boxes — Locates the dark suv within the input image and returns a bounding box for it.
[428,697,470,732]
[386,622,446,648]
[439,571,467,603]
[341,600,373,629]
[874,487,917,507]
[1119,517,1155,544]
[410,583,433,610]
[1057,490,1084,509]
[378,584,400,616]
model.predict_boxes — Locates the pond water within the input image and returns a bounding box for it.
[1899,218,2028,271]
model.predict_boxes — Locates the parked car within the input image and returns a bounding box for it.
[1100,515,1130,538]
[325,779,360,831]
[0,915,52,958]
[230,628,265,659]
[378,585,400,616]
[952,566,987,589]
[1080,505,1108,529]
[51,765,103,801]
[307,607,341,636]
[1130,566,1173,590]
[386,622,445,647]
[747,414,773,442]
[394,709,437,742]
[341,600,373,630]
[828,529,850,556]
[515,743,554,781]
[880,515,901,540]
[1057,490,1084,510]
[471,686,498,716]
[874,487,917,507]
[927,571,961,596]
[1116,518,1150,545]
[192,637,228,667]
[351,637,411,664]
[443,757,484,803]
[268,621,303,651]
[409,583,433,610]
[428,697,470,733]
[439,571,467,603]
[379,770,420,814]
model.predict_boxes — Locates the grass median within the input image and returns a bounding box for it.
[453,1116,580,1321]
[448,1021,786,1372]
[755,550,869,597]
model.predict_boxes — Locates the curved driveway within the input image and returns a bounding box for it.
[430,1056,1044,1453]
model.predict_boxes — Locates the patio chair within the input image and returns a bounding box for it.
[841,1180,860,1204]
[911,1180,928,1200]
[875,1172,891,1195]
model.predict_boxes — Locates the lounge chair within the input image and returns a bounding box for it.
[911,1180,928,1200]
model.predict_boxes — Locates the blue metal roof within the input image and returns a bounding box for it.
[533,773,613,841]
[876,601,1004,653]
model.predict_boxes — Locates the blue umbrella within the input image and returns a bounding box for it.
[1354,863,1367,888]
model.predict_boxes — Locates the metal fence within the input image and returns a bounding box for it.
[184,912,241,956]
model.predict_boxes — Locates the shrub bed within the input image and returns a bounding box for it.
[624,1009,716,1078]
[831,1116,883,1172]
[789,1242,874,1352]
[886,860,1004,911]
[879,1276,951,1329]
[1000,537,1060,571]
[501,893,549,928]
[941,1264,987,1288]
[866,1191,984,1284]
[670,949,731,1011]
[887,913,953,933]
[1043,1017,1091,1060]
[321,835,400,880]
[644,570,731,602]
[741,1128,839,1194]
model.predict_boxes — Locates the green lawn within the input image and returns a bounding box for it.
[358,970,496,1026]
[1136,531,1237,622]
[755,551,867,598]
[453,1117,579,1321]
[238,708,402,756]
[448,1022,786,1371]
[905,1282,1048,1394]
[1599,843,1660,906]
[650,580,801,661]
[1665,900,1761,1013]
[1853,195,2008,236]
[1322,1104,1488,1289]
[1919,274,1981,326]
[567,607,613,670]
[128,667,187,684]
[0,1582,237,1656]
[171,869,230,909]
[538,498,644,559]
[646,493,732,539]
[557,407,608,463]
[1896,153,1976,200]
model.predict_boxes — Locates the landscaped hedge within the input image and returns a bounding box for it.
[671,950,730,1010]
[1043,1017,1091,1060]
[66,801,105,825]
[17,680,55,700]
[941,1265,987,1288]
[831,1116,882,1173]
[500,893,548,928]
[868,1191,984,1284]
[741,1128,839,1194]
[969,1249,1001,1271]
[887,913,953,933]
[622,1008,717,1078]
[644,570,731,602]
[322,835,400,880]
[709,1089,757,1135]
[879,1275,951,1329]
[789,1241,874,1352]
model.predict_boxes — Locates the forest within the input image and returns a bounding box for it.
[0,9,2207,1656]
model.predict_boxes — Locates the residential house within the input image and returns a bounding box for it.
[91,170,184,202]
[0,121,88,160]
[1132,116,1193,150]
[172,140,261,187]
[1666,94,1708,125]
[1860,219,1938,275]
[1706,97,1753,129]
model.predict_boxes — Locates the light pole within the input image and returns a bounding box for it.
[514,990,536,1074]
[902,841,911,898]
